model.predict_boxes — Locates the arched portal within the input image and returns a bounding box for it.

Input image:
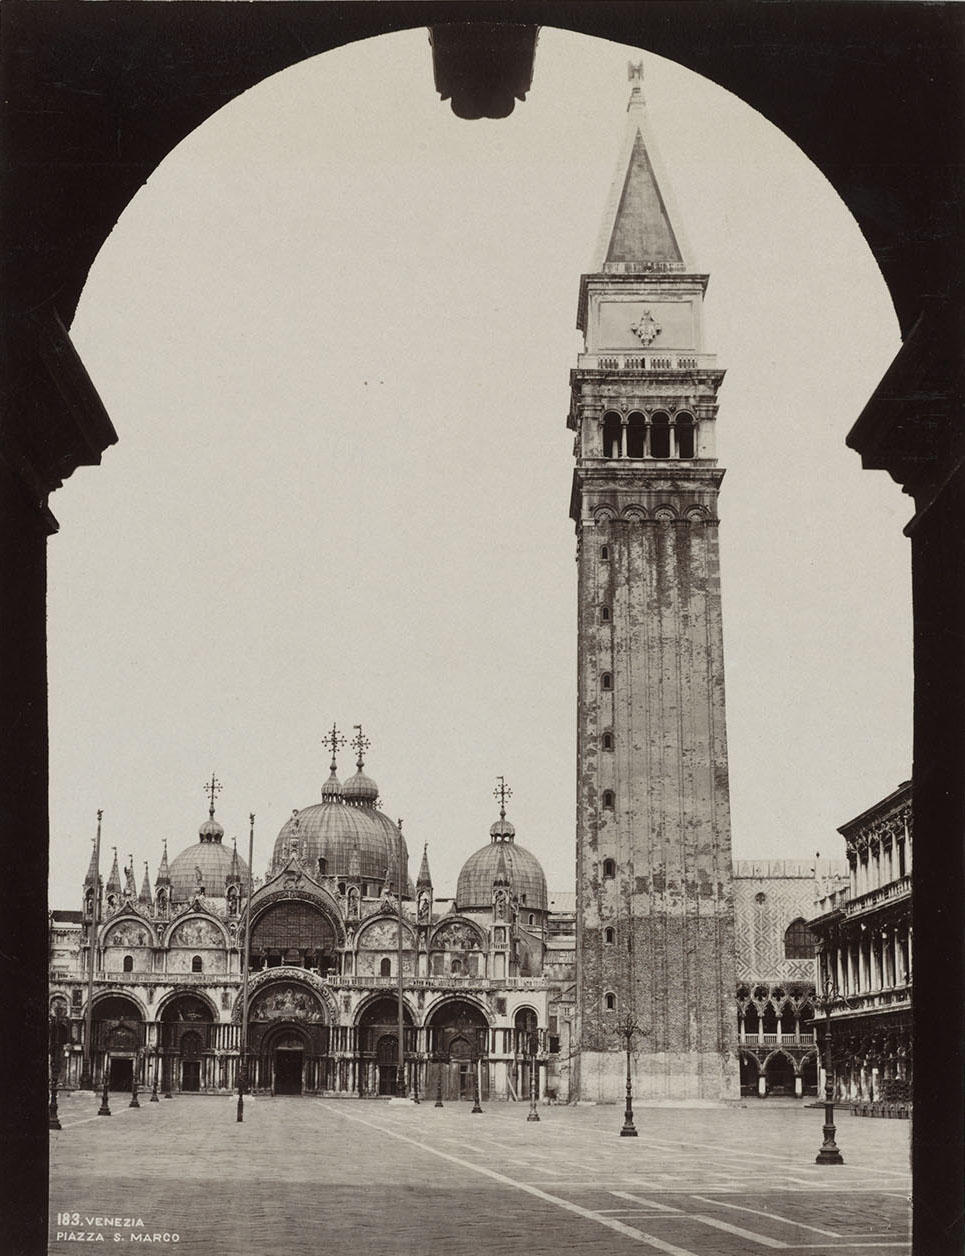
[426,999,490,1102]
[357,996,415,1097]
[159,994,216,1093]
[92,994,144,1092]
[764,1052,797,1097]
[247,980,330,1094]
[739,1052,760,1098]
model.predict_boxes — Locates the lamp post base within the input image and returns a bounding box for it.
[816,1102,844,1164]
[620,1123,638,1137]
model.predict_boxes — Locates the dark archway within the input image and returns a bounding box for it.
[426,998,490,1101]
[739,1052,760,1098]
[357,996,415,1097]
[7,11,962,1254]
[764,1052,796,1097]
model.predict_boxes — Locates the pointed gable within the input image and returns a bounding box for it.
[606,130,683,266]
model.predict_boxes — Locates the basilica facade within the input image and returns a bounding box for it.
[50,741,558,1103]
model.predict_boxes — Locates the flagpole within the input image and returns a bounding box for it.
[237,812,254,1122]
[82,810,102,1089]
[396,819,405,1098]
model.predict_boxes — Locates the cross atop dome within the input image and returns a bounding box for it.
[351,724,371,768]
[204,772,223,818]
[322,723,346,767]
[493,775,513,819]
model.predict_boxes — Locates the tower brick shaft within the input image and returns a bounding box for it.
[570,64,738,1101]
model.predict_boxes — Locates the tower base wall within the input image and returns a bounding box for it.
[576,1049,739,1104]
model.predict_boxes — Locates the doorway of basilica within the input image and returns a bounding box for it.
[376,1035,398,1095]
[274,1048,304,1095]
[109,1057,133,1093]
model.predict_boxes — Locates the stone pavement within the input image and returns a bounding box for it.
[49,1093,911,1255]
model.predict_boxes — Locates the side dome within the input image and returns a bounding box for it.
[456,839,548,912]
[343,767,379,804]
[168,832,249,903]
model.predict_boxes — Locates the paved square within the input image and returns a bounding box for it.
[49,1095,910,1255]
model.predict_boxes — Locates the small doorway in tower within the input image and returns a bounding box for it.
[274,1050,304,1095]
[181,1060,201,1092]
[109,1057,133,1092]
[376,1034,399,1095]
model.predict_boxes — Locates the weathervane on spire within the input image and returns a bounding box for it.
[493,776,513,818]
[628,59,644,86]
[322,722,346,767]
[204,772,223,817]
[351,724,371,767]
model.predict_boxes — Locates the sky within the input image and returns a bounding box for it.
[49,26,910,910]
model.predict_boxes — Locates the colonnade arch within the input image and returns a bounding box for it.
[7,12,962,1254]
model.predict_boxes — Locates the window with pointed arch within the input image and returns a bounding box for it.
[602,791,615,811]
[600,544,610,561]
[122,954,134,973]
[603,857,616,878]
[379,957,391,977]
[602,731,614,751]
[600,605,611,622]
[191,955,203,973]
[604,992,617,1011]
[601,672,613,691]
[604,926,616,945]
[784,918,818,959]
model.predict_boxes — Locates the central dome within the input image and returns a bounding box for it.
[272,800,411,894]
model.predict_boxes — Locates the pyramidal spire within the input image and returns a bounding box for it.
[139,862,153,907]
[155,840,171,888]
[124,854,137,899]
[591,59,694,272]
[84,838,100,888]
[106,847,122,894]
[417,842,432,888]
[493,844,510,888]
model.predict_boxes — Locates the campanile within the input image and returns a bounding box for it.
[569,63,738,1101]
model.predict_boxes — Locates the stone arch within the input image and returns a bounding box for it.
[162,912,231,950]
[247,894,342,972]
[99,914,159,950]
[355,914,417,949]
[763,1049,799,1096]
[622,505,647,522]
[739,1050,760,1095]
[593,504,617,523]
[235,967,339,1024]
[90,989,148,1022]
[155,988,219,1023]
[354,992,417,1029]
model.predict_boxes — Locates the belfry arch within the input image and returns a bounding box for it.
[7,11,962,1255]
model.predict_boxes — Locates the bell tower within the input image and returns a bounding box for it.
[569,62,738,1101]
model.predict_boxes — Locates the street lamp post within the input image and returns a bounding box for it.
[150,1046,159,1101]
[620,1015,640,1137]
[129,1052,140,1108]
[527,1031,541,1122]
[814,977,848,1164]
[97,1056,111,1117]
[48,1022,63,1131]
[471,1028,485,1114]
[434,1058,444,1108]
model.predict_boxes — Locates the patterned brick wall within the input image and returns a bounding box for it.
[733,860,848,984]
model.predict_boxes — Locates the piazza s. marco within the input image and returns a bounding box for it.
[49,62,910,1207]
